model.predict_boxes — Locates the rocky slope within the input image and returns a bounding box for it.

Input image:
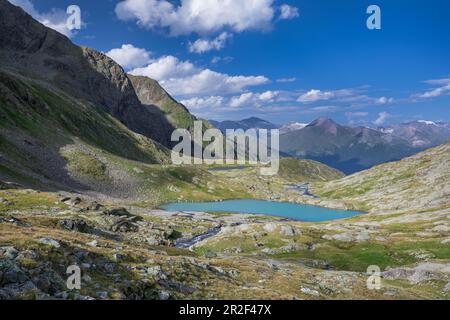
[0,0,213,196]
[128,75,197,132]
[312,141,450,214]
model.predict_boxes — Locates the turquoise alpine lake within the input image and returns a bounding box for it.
[160,200,363,222]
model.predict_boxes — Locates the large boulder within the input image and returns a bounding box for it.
[59,219,91,233]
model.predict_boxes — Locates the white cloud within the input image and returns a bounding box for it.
[423,77,450,85]
[105,44,152,69]
[346,112,369,118]
[189,32,232,54]
[162,70,269,96]
[373,112,391,126]
[376,96,394,104]
[181,90,279,110]
[181,96,225,110]
[298,89,334,103]
[279,4,299,20]
[230,92,255,108]
[9,0,80,38]
[312,106,338,112]
[416,77,450,99]
[229,91,279,108]
[296,87,392,108]
[418,84,450,99]
[211,56,234,64]
[130,55,197,80]
[115,0,275,36]
[346,112,369,126]
[129,55,269,96]
[259,90,278,101]
[276,77,296,83]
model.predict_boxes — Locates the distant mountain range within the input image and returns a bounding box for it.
[210,117,279,132]
[210,117,311,134]
[210,117,450,174]
[279,122,309,134]
[380,120,450,148]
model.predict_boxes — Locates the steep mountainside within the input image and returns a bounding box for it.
[0,0,201,195]
[280,118,417,174]
[0,67,170,192]
[128,75,197,131]
[0,0,178,146]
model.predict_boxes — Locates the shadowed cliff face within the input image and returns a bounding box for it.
[128,75,197,132]
[0,0,177,147]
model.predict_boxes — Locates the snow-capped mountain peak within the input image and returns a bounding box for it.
[417,120,437,126]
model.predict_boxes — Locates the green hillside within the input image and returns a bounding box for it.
[313,142,450,213]
[278,158,344,182]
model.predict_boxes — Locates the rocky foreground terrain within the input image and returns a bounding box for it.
[1,143,449,300]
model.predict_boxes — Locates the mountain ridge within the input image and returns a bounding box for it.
[0,0,195,147]
[313,141,450,213]
[279,118,417,174]
[210,117,280,133]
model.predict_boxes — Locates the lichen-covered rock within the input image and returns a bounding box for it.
[0,246,19,260]
[263,223,277,233]
[111,220,139,233]
[59,219,91,233]
[280,225,298,237]
[104,208,133,217]
[38,238,61,248]
[61,197,82,206]
[0,197,14,206]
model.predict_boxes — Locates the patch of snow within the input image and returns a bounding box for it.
[381,128,394,134]
[280,122,309,133]
[418,120,437,126]
[412,139,428,147]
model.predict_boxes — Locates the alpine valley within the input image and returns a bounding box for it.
[0,0,449,301]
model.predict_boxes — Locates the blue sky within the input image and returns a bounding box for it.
[10,0,450,126]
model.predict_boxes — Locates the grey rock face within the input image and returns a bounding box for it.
[0,260,29,286]
[59,219,91,233]
[0,246,19,260]
[38,238,61,248]
[61,197,82,206]
[103,208,133,217]
[128,74,196,133]
[300,286,320,297]
[280,225,298,237]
